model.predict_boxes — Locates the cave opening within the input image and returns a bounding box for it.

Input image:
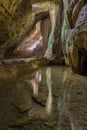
[5,2,54,60]
[13,20,44,58]
[13,14,51,59]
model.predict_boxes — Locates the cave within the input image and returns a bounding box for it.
[12,15,51,59]
[0,1,87,130]
[13,21,44,58]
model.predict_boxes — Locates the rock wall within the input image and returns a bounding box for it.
[0,0,55,60]
[0,0,87,75]
[41,17,51,53]
[61,0,87,75]
[53,1,64,62]
[44,4,58,60]
[0,0,34,59]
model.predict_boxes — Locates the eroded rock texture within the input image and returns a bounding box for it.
[0,0,54,60]
[0,0,34,59]
[53,1,64,61]
[41,17,51,53]
[62,0,87,75]
[0,0,87,75]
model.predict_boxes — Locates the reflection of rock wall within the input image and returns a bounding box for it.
[62,0,87,75]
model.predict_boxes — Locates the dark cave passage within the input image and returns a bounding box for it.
[83,57,87,76]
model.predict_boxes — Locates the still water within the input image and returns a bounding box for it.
[0,66,87,130]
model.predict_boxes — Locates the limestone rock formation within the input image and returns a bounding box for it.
[41,18,51,53]
[0,0,55,60]
[0,0,34,59]
[0,0,87,75]
[62,0,87,75]
[52,1,64,61]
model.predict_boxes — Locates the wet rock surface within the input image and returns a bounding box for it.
[0,66,87,130]
[62,1,87,75]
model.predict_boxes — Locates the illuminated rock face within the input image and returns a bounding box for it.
[0,0,87,75]
[12,21,43,58]
[0,0,54,59]
[12,17,51,58]
[61,0,87,75]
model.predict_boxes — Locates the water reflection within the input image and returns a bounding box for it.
[57,69,84,130]
[29,67,53,114]
[1,66,87,130]
[30,70,42,96]
[70,115,83,130]
[57,70,68,130]
[46,67,52,114]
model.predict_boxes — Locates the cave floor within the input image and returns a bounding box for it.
[0,65,87,130]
